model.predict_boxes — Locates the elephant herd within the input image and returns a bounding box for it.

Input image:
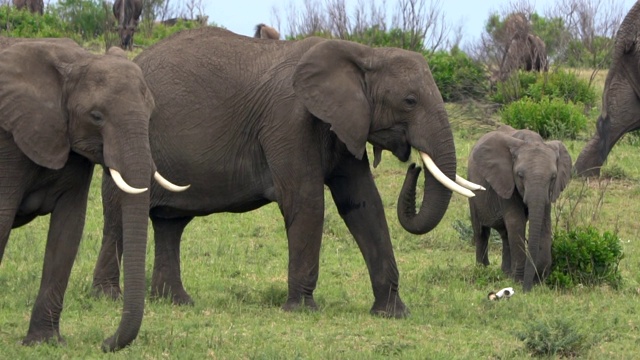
[2,2,640,352]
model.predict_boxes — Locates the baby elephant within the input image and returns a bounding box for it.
[468,125,572,291]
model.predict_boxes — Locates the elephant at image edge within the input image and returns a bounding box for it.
[0,41,186,352]
[468,125,571,291]
[92,26,479,317]
[575,1,640,177]
[113,0,142,50]
[254,23,280,39]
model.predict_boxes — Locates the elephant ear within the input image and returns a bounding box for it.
[0,42,75,170]
[471,132,524,199]
[293,40,374,159]
[546,140,572,202]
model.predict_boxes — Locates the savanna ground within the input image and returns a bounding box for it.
[1,68,640,359]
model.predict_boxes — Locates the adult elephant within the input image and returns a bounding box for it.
[468,126,571,291]
[254,23,280,39]
[12,0,44,15]
[113,0,142,50]
[0,41,187,352]
[494,12,548,81]
[92,26,480,317]
[575,1,640,177]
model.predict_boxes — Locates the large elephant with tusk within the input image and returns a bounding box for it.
[92,27,481,318]
[0,40,187,352]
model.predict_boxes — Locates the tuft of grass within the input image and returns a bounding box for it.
[517,318,592,358]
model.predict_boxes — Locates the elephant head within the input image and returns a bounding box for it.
[254,23,280,39]
[0,41,186,351]
[113,0,142,50]
[293,41,477,236]
[470,126,571,291]
[574,1,640,176]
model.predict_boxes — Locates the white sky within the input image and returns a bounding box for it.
[204,0,637,45]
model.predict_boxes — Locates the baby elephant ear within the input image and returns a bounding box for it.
[546,140,572,202]
[471,131,524,199]
[0,43,73,169]
[293,40,374,160]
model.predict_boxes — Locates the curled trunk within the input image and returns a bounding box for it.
[396,113,456,235]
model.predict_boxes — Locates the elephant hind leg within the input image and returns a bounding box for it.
[150,215,194,305]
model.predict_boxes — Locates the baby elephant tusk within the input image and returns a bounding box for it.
[109,168,148,194]
[420,152,475,198]
[455,175,486,191]
[154,171,191,192]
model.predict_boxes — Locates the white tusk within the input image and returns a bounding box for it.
[456,175,486,191]
[109,168,148,194]
[154,171,191,192]
[420,152,476,198]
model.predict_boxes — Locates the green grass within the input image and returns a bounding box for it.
[3,95,640,358]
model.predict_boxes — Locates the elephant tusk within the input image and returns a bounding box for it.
[154,171,191,192]
[420,152,475,198]
[455,175,486,191]
[109,168,148,194]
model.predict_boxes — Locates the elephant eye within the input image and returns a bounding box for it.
[90,110,104,124]
[404,96,417,107]
[517,170,524,179]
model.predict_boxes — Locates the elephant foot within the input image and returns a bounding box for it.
[151,284,194,306]
[92,283,122,300]
[282,296,318,312]
[22,330,65,347]
[370,296,409,319]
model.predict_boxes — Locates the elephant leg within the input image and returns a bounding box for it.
[277,181,325,312]
[327,156,407,318]
[150,215,194,305]
[504,212,527,282]
[471,211,491,266]
[92,174,124,300]
[24,167,92,345]
[495,227,511,275]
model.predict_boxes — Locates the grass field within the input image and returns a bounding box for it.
[2,74,640,358]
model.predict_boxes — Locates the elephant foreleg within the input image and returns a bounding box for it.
[92,174,124,299]
[327,156,407,318]
[496,227,511,275]
[23,165,92,345]
[150,215,194,305]
[504,211,527,282]
[278,181,325,312]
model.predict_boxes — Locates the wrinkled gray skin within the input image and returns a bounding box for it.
[254,23,280,39]
[93,27,458,318]
[575,2,640,177]
[12,0,44,14]
[113,0,142,50]
[468,125,571,291]
[0,40,156,352]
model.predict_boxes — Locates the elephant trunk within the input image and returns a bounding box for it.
[101,119,152,352]
[397,107,456,234]
[575,114,637,177]
[102,189,150,352]
[522,201,549,292]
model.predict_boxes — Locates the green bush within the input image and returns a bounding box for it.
[526,70,597,108]
[517,318,591,357]
[135,20,207,47]
[500,96,587,139]
[490,70,538,104]
[0,5,71,38]
[425,48,488,102]
[52,0,108,40]
[546,227,623,289]
[491,69,597,109]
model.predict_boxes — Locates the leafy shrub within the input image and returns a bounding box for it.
[546,227,623,289]
[491,69,596,109]
[500,96,587,139]
[0,5,71,38]
[426,48,488,102]
[526,69,597,109]
[52,0,109,40]
[490,70,538,104]
[517,318,591,357]
[135,20,207,47]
